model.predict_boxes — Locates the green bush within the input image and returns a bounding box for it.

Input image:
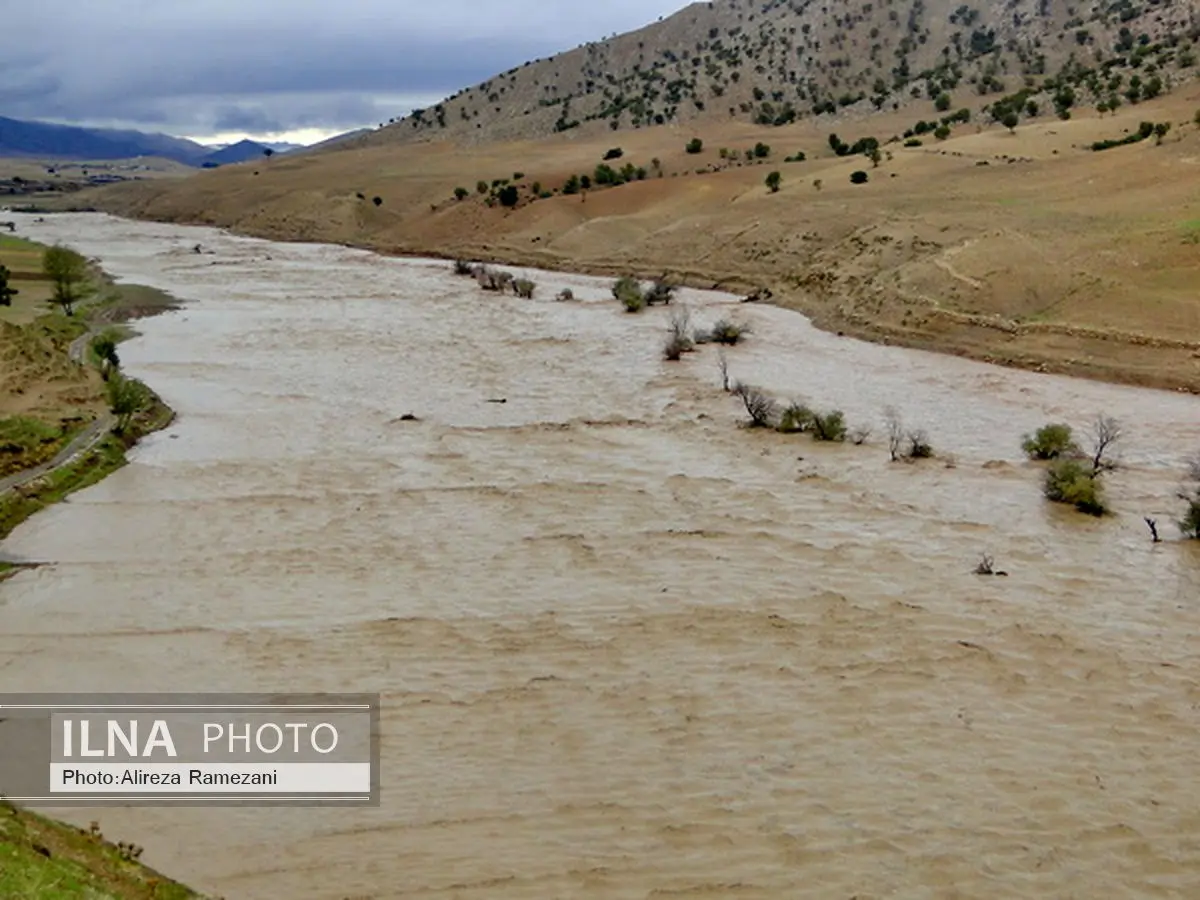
[1043,459,1106,516]
[686,138,704,154]
[513,278,536,299]
[777,402,814,434]
[850,170,869,184]
[810,410,847,442]
[934,125,951,140]
[904,138,922,147]
[1179,487,1200,539]
[497,185,519,207]
[1021,423,1077,460]
[710,319,749,344]
[454,187,469,200]
[612,276,645,312]
[753,142,771,158]
[476,180,488,194]
[765,171,781,192]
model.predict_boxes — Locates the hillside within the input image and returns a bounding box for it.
[80,75,1200,393]
[358,0,1200,146]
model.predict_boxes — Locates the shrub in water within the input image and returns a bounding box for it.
[1021,423,1077,460]
[1044,459,1106,516]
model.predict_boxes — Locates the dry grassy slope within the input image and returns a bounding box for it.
[346,0,1200,147]
[89,83,1200,392]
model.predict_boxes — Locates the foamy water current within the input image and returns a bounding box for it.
[3,213,1200,898]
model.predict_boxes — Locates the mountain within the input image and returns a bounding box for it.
[261,141,305,153]
[198,139,276,166]
[374,0,1200,146]
[0,115,210,163]
[0,117,308,166]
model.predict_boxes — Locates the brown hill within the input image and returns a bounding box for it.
[84,78,1200,393]
[348,0,1200,147]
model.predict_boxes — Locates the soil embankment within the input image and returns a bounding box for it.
[79,86,1200,394]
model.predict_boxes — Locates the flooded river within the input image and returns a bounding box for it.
[3,212,1200,898]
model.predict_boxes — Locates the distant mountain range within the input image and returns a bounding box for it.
[0,116,312,166]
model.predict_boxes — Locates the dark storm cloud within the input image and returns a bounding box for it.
[0,0,690,137]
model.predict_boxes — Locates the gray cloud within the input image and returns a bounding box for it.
[0,0,690,139]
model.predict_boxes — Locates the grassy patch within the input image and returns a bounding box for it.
[0,395,172,540]
[0,800,202,899]
[89,281,180,323]
[0,234,42,252]
[0,416,89,478]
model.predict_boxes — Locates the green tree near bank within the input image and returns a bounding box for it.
[88,329,122,380]
[42,244,88,316]
[105,373,150,435]
[0,264,19,307]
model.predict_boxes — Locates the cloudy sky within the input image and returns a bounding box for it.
[0,0,691,145]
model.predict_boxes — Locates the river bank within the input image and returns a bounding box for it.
[0,231,177,565]
[0,800,205,899]
[2,213,1200,898]
[62,87,1200,397]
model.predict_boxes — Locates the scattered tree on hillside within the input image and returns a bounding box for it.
[0,264,18,307]
[850,170,869,184]
[263,148,275,159]
[372,196,383,207]
[42,245,87,316]
[765,170,782,192]
[454,186,469,200]
[868,146,882,167]
[1154,122,1171,145]
[476,180,488,194]
[686,138,704,154]
[498,185,519,207]
[1002,111,1019,132]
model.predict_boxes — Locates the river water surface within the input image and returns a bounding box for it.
[3,212,1200,898]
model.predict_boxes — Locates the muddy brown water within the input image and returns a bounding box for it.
[3,212,1200,898]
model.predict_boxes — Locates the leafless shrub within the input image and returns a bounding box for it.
[850,425,872,445]
[906,429,934,459]
[974,553,995,575]
[478,268,515,292]
[646,279,677,305]
[555,288,575,302]
[1089,414,1121,475]
[733,382,777,428]
[884,407,904,461]
[717,349,731,391]
[1187,451,1200,483]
